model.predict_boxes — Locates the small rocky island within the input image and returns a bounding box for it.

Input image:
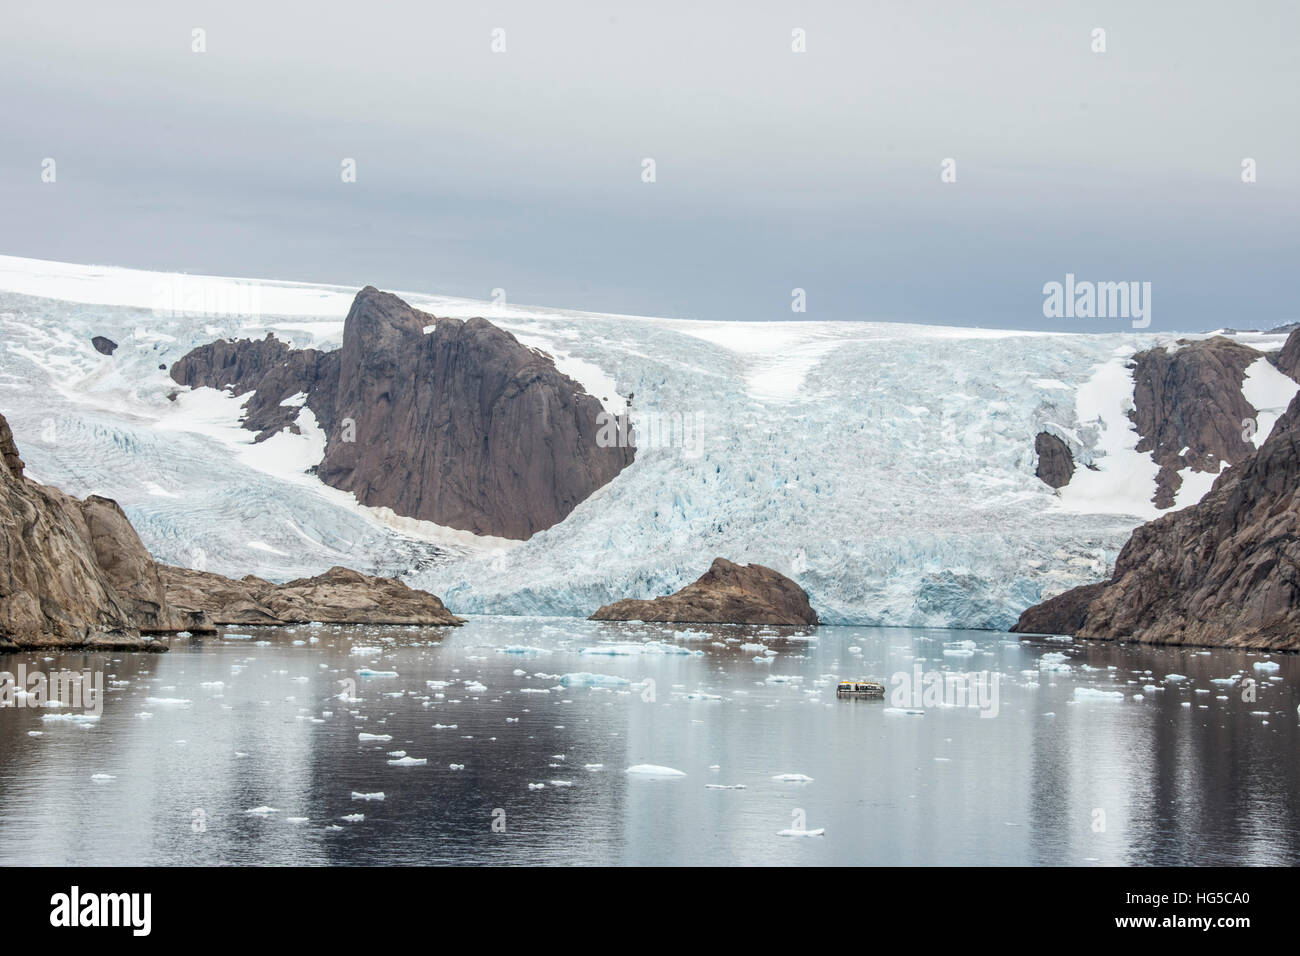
[590,558,819,626]
[0,411,462,651]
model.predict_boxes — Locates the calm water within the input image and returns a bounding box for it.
[1,617,1297,866]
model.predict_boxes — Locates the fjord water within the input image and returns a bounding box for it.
[1,619,1296,866]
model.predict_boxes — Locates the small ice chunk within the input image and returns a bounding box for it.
[772,773,813,782]
[625,764,686,777]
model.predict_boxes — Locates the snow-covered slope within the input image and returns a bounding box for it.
[0,255,1293,627]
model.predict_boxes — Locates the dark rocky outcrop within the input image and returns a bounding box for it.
[1128,336,1261,508]
[1010,582,1108,636]
[171,288,634,539]
[590,558,819,626]
[157,564,466,627]
[1012,391,1300,650]
[91,336,118,356]
[1034,432,1075,488]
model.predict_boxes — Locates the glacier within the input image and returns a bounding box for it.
[1,254,1293,629]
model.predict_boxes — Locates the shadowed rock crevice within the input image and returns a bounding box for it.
[590,557,818,626]
[172,288,634,539]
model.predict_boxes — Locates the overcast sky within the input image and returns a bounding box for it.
[1,1,1297,331]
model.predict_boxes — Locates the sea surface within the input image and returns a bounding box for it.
[1,618,1296,866]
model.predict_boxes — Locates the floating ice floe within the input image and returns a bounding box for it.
[351,791,385,801]
[706,784,746,790]
[244,806,279,815]
[1165,674,1188,682]
[358,733,392,741]
[41,713,100,723]
[559,672,630,688]
[499,646,551,655]
[772,773,813,782]
[1252,661,1281,672]
[341,814,365,822]
[463,681,487,693]
[883,708,925,716]
[223,634,252,640]
[625,764,686,777]
[528,783,546,790]
[90,773,116,781]
[580,642,703,657]
[387,756,427,766]
[449,763,465,770]
[357,669,398,677]
[350,646,382,656]
[1074,688,1125,700]
[1038,652,1071,672]
[144,697,191,706]
[778,827,825,837]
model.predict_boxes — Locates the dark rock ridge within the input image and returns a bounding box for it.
[1128,336,1264,508]
[1034,432,1075,488]
[0,412,464,650]
[590,558,819,626]
[91,336,118,356]
[158,565,465,627]
[1012,390,1300,650]
[171,287,634,539]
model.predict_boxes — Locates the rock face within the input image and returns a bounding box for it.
[590,558,819,626]
[0,411,184,650]
[1128,336,1261,508]
[91,336,118,356]
[1034,432,1075,488]
[157,564,466,627]
[171,288,634,539]
[1273,327,1300,382]
[1009,582,1107,636]
[1012,391,1300,650]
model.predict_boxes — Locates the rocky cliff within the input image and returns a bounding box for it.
[590,558,819,626]
[0,412,187,650]
[1013,390,1300,650]
[171,288,635,540]
[1,412,465,649]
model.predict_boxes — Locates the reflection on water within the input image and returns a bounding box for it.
[1,617,1296,865]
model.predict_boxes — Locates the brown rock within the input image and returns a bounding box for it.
[1009,581,1107,635]
[1034,432,1074,489]
[590,558,818,626]
[1273,327,1300,383]
[1015,391,1300,650]
[1129,336,1261,508]
[157,564,466,627]
[0,411,174,649]
[171,288,634,539]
